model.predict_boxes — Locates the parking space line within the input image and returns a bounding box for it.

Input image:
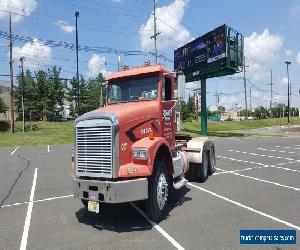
[217,155,267,166]
[188,183,300,231]
[47,145,50,153]
[214,166,268,175]
[1,194,74,209]
[11,146,20,156]
[216,164,300,176]
[257,147,298,154]
[275,146,300,150]
[20,168,38,250]
[228,150,295,161]
[276,160,300,166]
[130,202,185,250]
[270,165,300,173]
[217,156,300,174]
[217,167,300,191]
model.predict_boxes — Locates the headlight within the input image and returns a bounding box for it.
[132,148,148,160]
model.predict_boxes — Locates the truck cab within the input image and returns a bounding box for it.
[72,64,216,222]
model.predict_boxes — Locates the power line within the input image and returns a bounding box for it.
[0,30,173,62]
[50,0,143,18]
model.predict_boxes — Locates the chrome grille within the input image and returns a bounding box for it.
[76,120,113,178]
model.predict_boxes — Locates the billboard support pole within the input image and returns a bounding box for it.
[201,78,207,136]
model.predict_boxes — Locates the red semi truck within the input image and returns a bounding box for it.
[71,64,216,222]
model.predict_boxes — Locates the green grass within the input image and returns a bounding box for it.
[0,117,300,147]
[182,117,300,137]
[0,121,73,147]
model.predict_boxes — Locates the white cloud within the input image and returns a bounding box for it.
[139,0,191,51]
[219,90,287,110]
[0,0,37,23]
[220,95,240,107]
[246,62,268,81]
[87,54,108,78]
[296,52,300,64]
[244,29,282,82]
[245,29,282,63]
[281,77,288,85]
[10,39,52,69]
[55,20,75,33]
[285,49,292,58]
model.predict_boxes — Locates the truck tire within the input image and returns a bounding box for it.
[146,160,170,222]
[208,146,216,175]
[185,163,197,181]
[196,150,209,183]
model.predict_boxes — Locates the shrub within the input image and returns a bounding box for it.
[0,120,10,132]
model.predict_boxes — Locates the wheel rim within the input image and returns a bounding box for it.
[157,173,168,210]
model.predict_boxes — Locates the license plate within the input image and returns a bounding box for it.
[88,200,99,213]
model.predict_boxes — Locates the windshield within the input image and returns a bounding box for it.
[108,76,158,104]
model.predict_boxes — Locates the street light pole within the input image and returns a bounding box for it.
[75,11,80,115]
[285,61,291,124]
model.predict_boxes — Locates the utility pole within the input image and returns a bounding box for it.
[9,12,14,133]
[285,61,291,124]
[151,0,160,64]
[270,70,273,109]
[20,57,25,133]
[75,11,80,115]
[243,56,248,117]
[249,86,252,111]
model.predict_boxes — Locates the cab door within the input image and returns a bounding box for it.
[161,75,175,149]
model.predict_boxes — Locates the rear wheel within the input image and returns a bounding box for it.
[146,160,170,222]
[196,150,209,182]
[208,146,216,175]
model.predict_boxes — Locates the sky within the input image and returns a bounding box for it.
[0,0,299,110]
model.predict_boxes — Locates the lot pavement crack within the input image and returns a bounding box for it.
[0,154,31,210]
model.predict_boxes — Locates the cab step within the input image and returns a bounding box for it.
[173,176,187,190]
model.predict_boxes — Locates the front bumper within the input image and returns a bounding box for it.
[72,175,148,203]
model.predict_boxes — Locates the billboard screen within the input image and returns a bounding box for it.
[174,24,228,80]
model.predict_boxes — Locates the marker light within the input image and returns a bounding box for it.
[148,131,155,140]
[132,148,148,160]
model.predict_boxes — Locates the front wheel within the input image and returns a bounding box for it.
[146,160,170,222]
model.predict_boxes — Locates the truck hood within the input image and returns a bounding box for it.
[90,100,160,126]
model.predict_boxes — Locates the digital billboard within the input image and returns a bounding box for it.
[174,24,243,82]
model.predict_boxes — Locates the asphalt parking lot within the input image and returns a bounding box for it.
[0,137,299,250]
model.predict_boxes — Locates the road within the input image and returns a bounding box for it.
[0,137,299,249]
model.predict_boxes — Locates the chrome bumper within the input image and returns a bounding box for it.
[72,175,148,203]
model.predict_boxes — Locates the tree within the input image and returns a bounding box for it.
[217,106,225,113]
[15,66,66,121]
[180,100,190,121]
[15,69,36,120]
[254,106,269,119]
[66,73,105,117]
[0,97,7,115]
[187,95,195,115]
[35,69,49,120]
[44,66,65,121]
[240,109,252,117]
[86,73,105,110]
